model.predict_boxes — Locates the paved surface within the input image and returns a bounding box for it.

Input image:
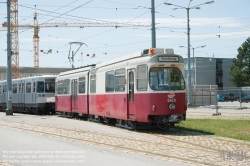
[0,126,179,166]
[217,101,250,108]
[187,107,250,119]
[0,110,250,166]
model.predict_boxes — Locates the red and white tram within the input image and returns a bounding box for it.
[56,48,187,129]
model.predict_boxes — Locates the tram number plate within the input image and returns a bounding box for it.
[168,98,176,102]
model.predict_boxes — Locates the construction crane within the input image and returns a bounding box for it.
[8,0,19,79]
[2,11,150,78]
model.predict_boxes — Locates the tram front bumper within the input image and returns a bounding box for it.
[169,114,184,123]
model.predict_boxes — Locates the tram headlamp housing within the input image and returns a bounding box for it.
[169,103,176,110]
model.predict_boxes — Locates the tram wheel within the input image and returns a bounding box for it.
[34,109,41,115]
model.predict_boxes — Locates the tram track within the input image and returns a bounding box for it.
[1,119,249,165]
[0,120,204,165]
[141,131,250,152]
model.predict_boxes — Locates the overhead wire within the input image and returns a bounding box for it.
[1,0,248,66]
[40,0,93,24]
[18,4,131,24]
[44,0,152,53]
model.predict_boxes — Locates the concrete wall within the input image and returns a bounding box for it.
[195,57,216,85]
[0,67,71,80]
[222,58,234,88]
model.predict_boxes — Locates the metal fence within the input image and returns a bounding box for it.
[191,85,250,109]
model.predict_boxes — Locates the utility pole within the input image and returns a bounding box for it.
[165,0,214,106]
[6,0,13,115]
[187,8,191,106]
[151,0,156,48]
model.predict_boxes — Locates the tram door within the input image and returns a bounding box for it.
[71,79,78,113]
[18,81,25,108]
[127,69,136,120]
[0,85,2,107]
[32,82,36,104]
[2,84,7,107]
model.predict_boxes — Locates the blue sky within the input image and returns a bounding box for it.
[0,0,249,68]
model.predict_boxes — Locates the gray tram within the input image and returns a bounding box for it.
[0,75,56,115]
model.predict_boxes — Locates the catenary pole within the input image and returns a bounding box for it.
[187,8,192,106]
[165,0,214,106]
[6,0,13,115]
[151,0,156,48]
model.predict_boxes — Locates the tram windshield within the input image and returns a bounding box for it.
[37,79,55,93]
[149,67,185,91]
[37,82,44,93]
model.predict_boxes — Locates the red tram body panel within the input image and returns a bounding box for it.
[56,95,71,113]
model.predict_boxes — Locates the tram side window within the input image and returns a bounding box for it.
[37,81,44,93]
[26,82,31,93]
[45,79,55,93]
[57,81,64,95]
[90,75,96,93]
[115,69,125,92]
[78,77,85,94]
[62,79,70,94]
[0,85,2,94]
[12,84,17,93]
[137,65,148,91]
[105,71,114,92]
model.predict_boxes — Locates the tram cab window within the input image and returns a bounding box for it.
[78,77,86,94]
[115,69,125,92]
[137,65,148,91]
[45,79,55,93]
[170,68,185,90]
[149,67,185,91]
[37,82,44,93]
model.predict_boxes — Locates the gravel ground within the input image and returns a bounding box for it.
[187,107,250,119]
[0,110,250,166]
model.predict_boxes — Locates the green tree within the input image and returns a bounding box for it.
[229,37,250,87]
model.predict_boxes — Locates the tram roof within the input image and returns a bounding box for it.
[57,64,95,77]
[96,48,177,68]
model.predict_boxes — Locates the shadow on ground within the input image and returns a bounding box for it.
[137,126,214,136]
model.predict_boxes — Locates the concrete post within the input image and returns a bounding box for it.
[6,0,13,115]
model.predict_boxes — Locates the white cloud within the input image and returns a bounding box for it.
[102,17,243,28]
[156,17,242,27]
[20,37,71,42]
[137,29,250,39]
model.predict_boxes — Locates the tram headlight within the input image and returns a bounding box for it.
[169,103,176,110]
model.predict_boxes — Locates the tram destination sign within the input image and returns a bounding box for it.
[158,56,179,62]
